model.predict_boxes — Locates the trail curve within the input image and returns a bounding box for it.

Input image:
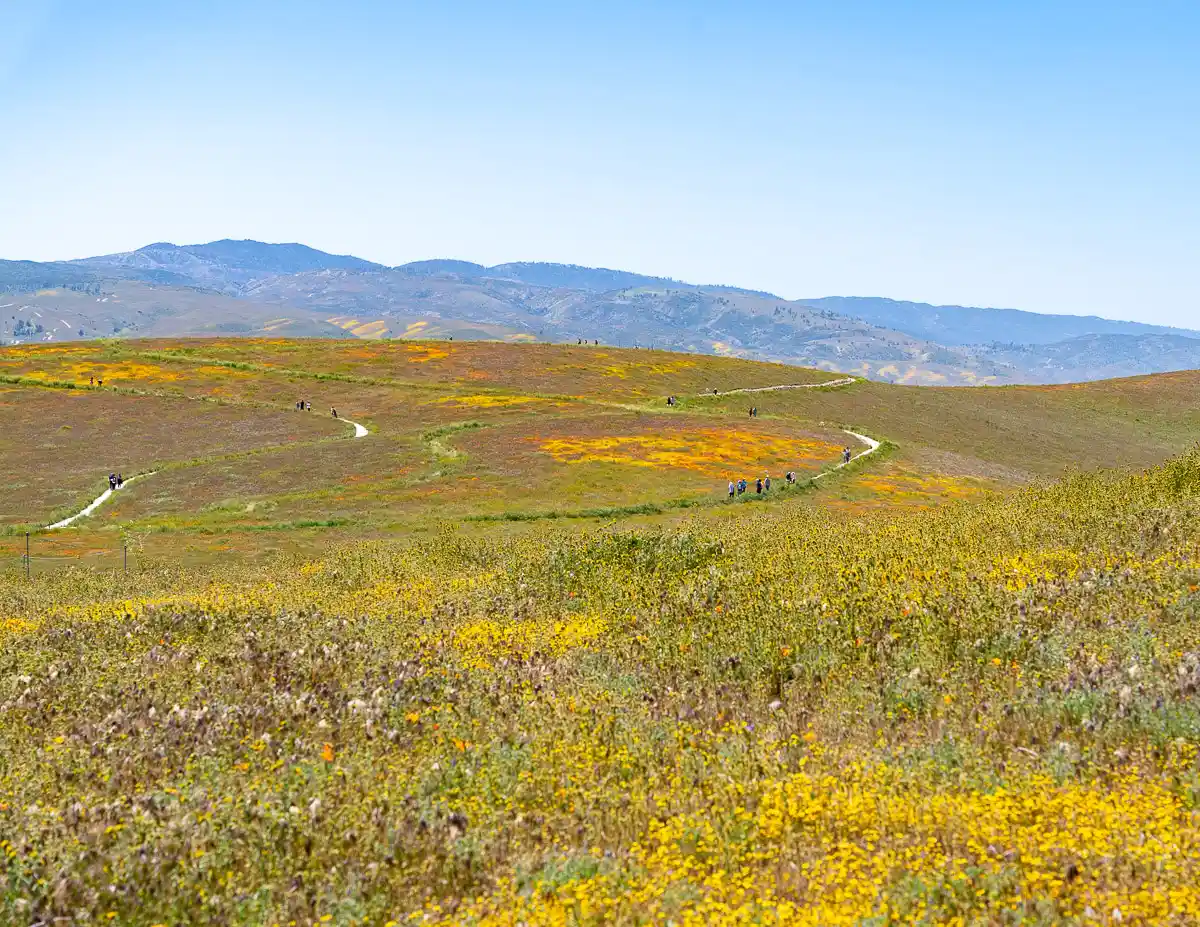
[46,472,156,530]
[810,429,881,482]
[45,415,370,530]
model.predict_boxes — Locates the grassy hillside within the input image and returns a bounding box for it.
[3,445,1200,923]
[2,339,1199,569]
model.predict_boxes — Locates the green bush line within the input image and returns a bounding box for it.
[421,420,489,441]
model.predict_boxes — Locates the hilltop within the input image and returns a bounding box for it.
[3,240,1200,384]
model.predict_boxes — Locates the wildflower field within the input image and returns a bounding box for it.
[4,338,1200,923]
[4,448,1200,924]
[4,338,1200,565]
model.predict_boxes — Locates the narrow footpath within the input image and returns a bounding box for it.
[45,416,369,530]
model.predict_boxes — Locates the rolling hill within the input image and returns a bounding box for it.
[6,337,1200,921]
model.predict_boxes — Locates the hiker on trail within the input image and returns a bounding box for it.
[765,476,771,491]
[737,479,746,495]
[728,480,735,499]
[108,474,116,491]
[97,379,103,387]
[331,408,338,418]
[786,471,795,485]
[117,473,124,488]
[305,401,312,411]
[713,388,719,395]
[90,376,94,386]
[842,447,851,464]
[756,477,763,494]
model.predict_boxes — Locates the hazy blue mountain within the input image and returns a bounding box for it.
[0,259,99,292]
[176,239,384,274]
[976,333,1200,383]
[6,240,1200,386]
[799,296,1200,346]
[0,258,195,293]
[396,260,489,276]
[71,239,385,294]
[485,262,690,292]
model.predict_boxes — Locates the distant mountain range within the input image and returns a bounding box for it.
[2,238,1198,386]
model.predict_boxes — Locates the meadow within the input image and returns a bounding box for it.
[3,449,1200,923]
[3,338,1200,924]
[4,338,1199,562]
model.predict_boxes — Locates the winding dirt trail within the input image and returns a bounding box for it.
[701,376,856,397]
[45,416,369,530]
[811,429,882,482]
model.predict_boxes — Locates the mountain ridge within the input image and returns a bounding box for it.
[3,238,1199,386]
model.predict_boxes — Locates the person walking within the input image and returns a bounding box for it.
[843,447,851,464]
[108,473,116,491]
[331,408,338,418]
[755,477,763,494]
[728,480,735,499]
[764,475,771,491]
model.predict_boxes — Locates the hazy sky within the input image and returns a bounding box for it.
[2,1,1198,325]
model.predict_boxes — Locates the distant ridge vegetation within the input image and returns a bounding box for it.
[2,238,1199,385]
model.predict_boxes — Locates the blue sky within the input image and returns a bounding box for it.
[2,1,1197,325]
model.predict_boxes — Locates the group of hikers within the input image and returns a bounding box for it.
[295,399,340,418]
[108,472,125,491]
[725,448,853,500]
[728,473,790,497]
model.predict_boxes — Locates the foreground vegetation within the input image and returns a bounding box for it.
[4,448,1200,924]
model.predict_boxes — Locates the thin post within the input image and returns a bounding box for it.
[25,532,30,580]
[124,544,128,574]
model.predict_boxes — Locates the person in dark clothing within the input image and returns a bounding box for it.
[755,478,763,494]
[331,408,338,418]
[117,473,124,488]
[764,476,771,491]
[109,474,117,491]
[843,447,852,464]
